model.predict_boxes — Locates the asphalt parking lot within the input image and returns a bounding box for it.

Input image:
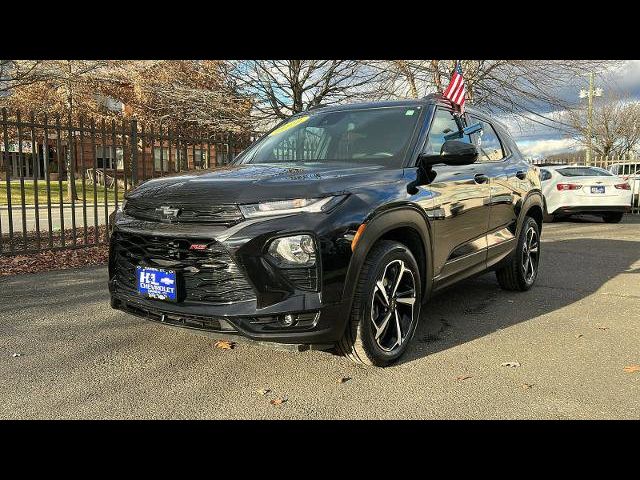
[1,215,639,419]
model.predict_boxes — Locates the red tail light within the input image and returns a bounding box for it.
[556,183,582,191]
[615,183,631,190]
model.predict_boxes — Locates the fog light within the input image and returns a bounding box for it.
[281,314,296,327]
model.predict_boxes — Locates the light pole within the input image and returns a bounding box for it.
[579,72,603,165]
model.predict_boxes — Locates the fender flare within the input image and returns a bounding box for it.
[516,189,544,235]
[341,205,434,315]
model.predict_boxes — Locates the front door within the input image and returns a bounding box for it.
[420,107,492,288]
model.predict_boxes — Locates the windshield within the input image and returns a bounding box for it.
[240,106,422,167]
[556,167,613,177]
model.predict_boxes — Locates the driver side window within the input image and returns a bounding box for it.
[423,108,466,156]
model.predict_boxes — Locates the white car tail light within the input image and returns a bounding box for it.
[556,183,582,191]
[614,183,631,190]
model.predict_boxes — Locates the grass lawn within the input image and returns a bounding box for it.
[0,181,125,206]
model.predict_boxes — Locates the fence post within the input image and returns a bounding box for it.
[228,134,234,163]
[131,119,138,186]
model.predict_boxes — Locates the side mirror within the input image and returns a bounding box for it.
[407,140,479,194]
[419,140,478,167]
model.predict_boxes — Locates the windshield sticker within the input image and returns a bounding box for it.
[268,115,310,136]
[405,109,415,116]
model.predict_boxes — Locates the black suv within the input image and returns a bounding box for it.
[109,94,543,366]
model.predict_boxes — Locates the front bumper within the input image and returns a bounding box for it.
[108,208,356,346]
[110,291,347,345]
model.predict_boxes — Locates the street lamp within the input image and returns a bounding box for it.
[579,73,603,165]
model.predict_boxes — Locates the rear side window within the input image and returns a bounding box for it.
[557,167,612,177]
[468,117,505,163]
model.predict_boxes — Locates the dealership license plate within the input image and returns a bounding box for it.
[136,266,177,302]
[591,186,605,194]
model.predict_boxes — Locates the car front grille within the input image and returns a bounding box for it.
[124,198,244,226]
[111,231,256,304]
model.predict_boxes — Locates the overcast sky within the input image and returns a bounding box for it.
[503,60,640,158]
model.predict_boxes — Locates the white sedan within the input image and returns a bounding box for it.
[539,165,632,223]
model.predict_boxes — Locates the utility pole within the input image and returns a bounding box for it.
[586,73,594,166]
[579,72,603,166]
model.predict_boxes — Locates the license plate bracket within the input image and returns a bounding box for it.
[137,266,178,302]
[591,186,605,194]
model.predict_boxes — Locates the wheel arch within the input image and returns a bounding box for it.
[517,190,544,235]
[342,206,434,313]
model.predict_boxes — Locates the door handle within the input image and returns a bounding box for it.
[515,170,527,180]
[474,173,489,184]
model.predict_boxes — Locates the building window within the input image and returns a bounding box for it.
[194,148,207,169]
[95,145,123,170]
[153,147,170,172]
[216,144,229,165]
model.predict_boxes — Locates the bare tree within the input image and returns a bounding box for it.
[0,60,49,93]
[231,60,383,128]
[370,60,623,116]
[97,60,253,136]
[566,92,640,158]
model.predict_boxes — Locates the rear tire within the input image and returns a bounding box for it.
[496,216,540,292]
[337,240,421,367]
[602,212,624,223]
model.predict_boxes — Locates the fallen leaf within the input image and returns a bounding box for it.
[521,383,534,389]
[456,375,472,381]
[270,397,287,406]
[623,365,640,373]
[501,361,521,368]
[338,377,351,384]
[214,340,235,350]
[257,388,270,396]
[12,353,23,358]
[575,334,584,339]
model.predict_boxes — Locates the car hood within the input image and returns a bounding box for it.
[126,162,404,204]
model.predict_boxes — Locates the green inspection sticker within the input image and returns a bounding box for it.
[268,116,310,136]
[405,109,415,116]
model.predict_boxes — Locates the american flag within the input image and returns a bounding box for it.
[443,61,466,113]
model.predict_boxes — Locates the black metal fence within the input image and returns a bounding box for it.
[0,109,254,255]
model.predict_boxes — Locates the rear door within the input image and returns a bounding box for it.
[423,107,491,287]
[466,116,520,268]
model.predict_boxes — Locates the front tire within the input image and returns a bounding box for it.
[496,217,540,291]
[337,240,421,367]
[602,212,624,223]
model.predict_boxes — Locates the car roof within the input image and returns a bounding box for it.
[303,94,490,121]
[538,164,600,169]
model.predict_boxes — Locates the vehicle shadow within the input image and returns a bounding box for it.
[549,213,640,224]
[397,236,640,366]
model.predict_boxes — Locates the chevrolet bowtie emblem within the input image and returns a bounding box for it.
[155,206,181,220]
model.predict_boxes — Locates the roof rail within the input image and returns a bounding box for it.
[422,93,445,100]
[307,103,329,111]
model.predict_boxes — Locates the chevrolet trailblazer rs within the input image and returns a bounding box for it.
[109,94,544,366]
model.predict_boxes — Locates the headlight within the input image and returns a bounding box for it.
[267,234,316,267]
[239,195,345,218]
